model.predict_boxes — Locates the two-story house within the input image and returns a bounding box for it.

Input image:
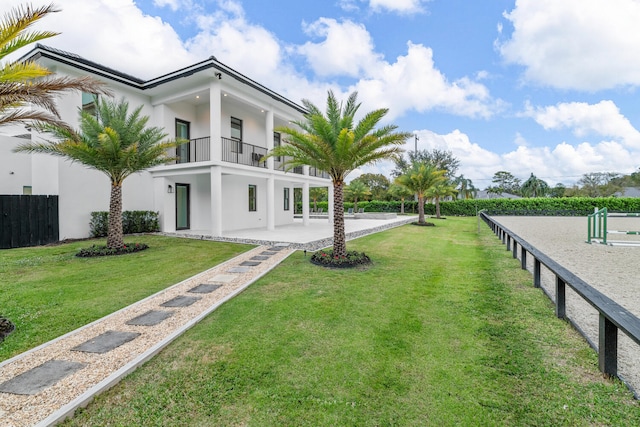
[2,44,331,240]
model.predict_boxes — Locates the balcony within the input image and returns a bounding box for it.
[309,167,330,179]
[175,137,210,164]
[221,137,267,168]
[274,157,303,174]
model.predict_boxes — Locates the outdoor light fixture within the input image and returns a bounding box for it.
[215,72,222,79]
[168,184,174,193]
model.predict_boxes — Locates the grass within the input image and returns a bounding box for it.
[0,235,252,362]
[55,217,640,426]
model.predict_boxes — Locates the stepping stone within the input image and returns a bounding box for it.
[0,360,86,395]
[267,246,285,251]
[274,243,290,247]
[72,331,140,354]
[240,261,261,267]
[126,310,173,326]
[208,274,236,283]
[250,256,269,261]
[160,295,201,308]
[260,251,277,256]
[228,266,250,273]
[189,284,222,294]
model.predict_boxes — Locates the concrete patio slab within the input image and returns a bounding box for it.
[188,284,222,294]
[126,310,173,326]
[72,331,141,354]
[160,295,201,308]
[0,360,86,395]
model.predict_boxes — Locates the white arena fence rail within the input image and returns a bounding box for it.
[480,211,640,394]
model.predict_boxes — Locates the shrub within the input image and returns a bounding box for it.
[76,242,149,257]
[90,211,160,238]
[310,249,371,268]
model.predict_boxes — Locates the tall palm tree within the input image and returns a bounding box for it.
[426,181,457,219]
[520,173,550,198]
[454,174,477,200]
[395,162,446,224]
[0,4,108,128]
[15,98,182,249]
[388,183,414,214]
[345,180,371,212]
[267,90,410,258]
[309,186,327,212]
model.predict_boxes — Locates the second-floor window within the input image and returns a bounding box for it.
[231,117,243,153]
[82,92,98,117]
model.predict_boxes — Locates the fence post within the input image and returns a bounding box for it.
[512,240,518,258]
[599,314,618,378]
[533,259,541,288]
[556,276,566,319]
[521,247,527,270]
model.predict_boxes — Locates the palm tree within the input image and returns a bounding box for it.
[0,4,108,128]
[309,186,327,212]
[15,97,182,249]
[454,175,477,199]
[388,183,414,214]
[345,180,371,212]
[395,162,446,224]
[267,90,410,258]
[520,173,550,198]
[426,181,457,219]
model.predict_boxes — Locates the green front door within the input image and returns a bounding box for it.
[176,183,190,230]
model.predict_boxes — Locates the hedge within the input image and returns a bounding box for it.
[307,197,640,216]
[90,210,160,238]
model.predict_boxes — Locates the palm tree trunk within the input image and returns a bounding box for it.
[418,195,425,224]
[354,197,358,213]
[107,182,124,249]
[435,197,441,219]
[333,180,347,258]
[400,198,405,214]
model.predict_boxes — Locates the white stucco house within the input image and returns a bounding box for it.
[0,44,331,240]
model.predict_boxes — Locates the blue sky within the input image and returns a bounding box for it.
[9,0,640,188]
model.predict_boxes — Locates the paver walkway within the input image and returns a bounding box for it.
[0,244,293,427]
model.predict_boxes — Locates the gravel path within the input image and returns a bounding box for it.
[491,216,640,396]
[0,245,294,427]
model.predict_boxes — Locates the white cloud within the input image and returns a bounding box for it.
[499,0,640,90]
[523,100,640,148]
[297,18,382,78]
[369,0,427,14]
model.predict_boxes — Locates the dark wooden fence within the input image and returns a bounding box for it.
[479,211,640,395]
[0,195,59,249]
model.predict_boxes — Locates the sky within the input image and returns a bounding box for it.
[6,0,640,188]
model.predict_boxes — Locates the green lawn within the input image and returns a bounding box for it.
[58,218,640,426]
[0,235,252,362]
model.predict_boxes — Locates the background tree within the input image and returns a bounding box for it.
[577,172,622,197]
[345,180,371,212]
[490,171,521,195]
[426,181,457,219]
[0,4,108,128]
[267,90,411,258]
[388,183,414,214]
[309,186,327,211]
[352,173,390,200]
[395,162,446,225]
[453,174,477,199]
[393,148,460,179]
[15,98,182,249]
[520,173,550,198]
[549,183,567,198]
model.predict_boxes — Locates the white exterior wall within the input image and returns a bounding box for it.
[222,103,266,147]
[221,174,267,232]
[275,181,295,226]
[0,136,31,194]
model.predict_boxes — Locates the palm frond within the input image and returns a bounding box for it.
[0,4,59,61]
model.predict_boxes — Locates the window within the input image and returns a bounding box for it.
[248,184,257,211]
[23,186,32,195]
[273,132,281,162]
[175,119,190,163]
[82,92,98,116]
[284,187,290,211]
[231,117,243,153]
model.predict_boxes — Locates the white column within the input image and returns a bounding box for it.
[303,182,310,226]
[211,166,222,236]
[328,184,334,224]
[267,175,275,231]
[210,81,222,162]
[265,109,274,170]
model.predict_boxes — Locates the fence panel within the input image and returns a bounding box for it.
[0,195,59,249]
